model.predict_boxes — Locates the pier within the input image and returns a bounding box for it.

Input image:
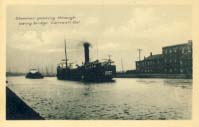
[6,87,44,120]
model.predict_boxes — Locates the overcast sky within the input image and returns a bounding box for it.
[6,5,192,73]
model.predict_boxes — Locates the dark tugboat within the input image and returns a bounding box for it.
[57,41,116,82]
[26,69,44,79]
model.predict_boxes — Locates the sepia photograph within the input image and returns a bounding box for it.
[5,4,193,120]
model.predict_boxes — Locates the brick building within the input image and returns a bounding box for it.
[136,53,163,73]
[162,40,192,74]
[135,40,192,74]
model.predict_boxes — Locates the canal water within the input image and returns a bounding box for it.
[7,76,192,120]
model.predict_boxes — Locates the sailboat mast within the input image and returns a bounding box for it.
[64,39,68,68]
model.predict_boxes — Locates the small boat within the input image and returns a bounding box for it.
[26,69,44,79]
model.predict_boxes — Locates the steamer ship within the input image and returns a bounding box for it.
[57,41,116,82]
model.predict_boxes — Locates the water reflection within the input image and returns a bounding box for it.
[163,79,192,89]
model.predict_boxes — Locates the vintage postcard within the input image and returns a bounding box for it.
[0,0,199,127]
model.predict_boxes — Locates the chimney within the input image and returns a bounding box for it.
[150,52,152,56]
[83,42,90,64]
[188,40,192,44]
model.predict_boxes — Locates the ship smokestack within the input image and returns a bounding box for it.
[150,52,152,56]
[83,42,90,64]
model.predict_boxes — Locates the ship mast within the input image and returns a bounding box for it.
[64,39,68,68]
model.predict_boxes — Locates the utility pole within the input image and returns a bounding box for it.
[96,41,99,60]
[46,66,49,76]
[37,66,40,72]
[51,65,54,75]
[137,48,142,61]
[121,58,124,72]
[108,54,111,60]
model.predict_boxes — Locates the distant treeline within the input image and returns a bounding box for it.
[6,72,26,77]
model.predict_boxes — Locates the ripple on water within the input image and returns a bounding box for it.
[6,77,192,120]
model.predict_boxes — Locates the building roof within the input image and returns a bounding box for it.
[136,54,163,63]
[144,54,163,60]
[162,41,192,49]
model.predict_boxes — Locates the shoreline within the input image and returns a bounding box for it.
[116,73,192,79]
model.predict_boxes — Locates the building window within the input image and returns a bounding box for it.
[174,48,177,53]
[169,49,172,53]
[180,60,183,65]
[169,69,173,73]
[170,59,172,63]
[188,47,191,52]
[182,48,185,54]
[164,49,167,54]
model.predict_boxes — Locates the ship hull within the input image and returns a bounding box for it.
[57,65,116,82]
